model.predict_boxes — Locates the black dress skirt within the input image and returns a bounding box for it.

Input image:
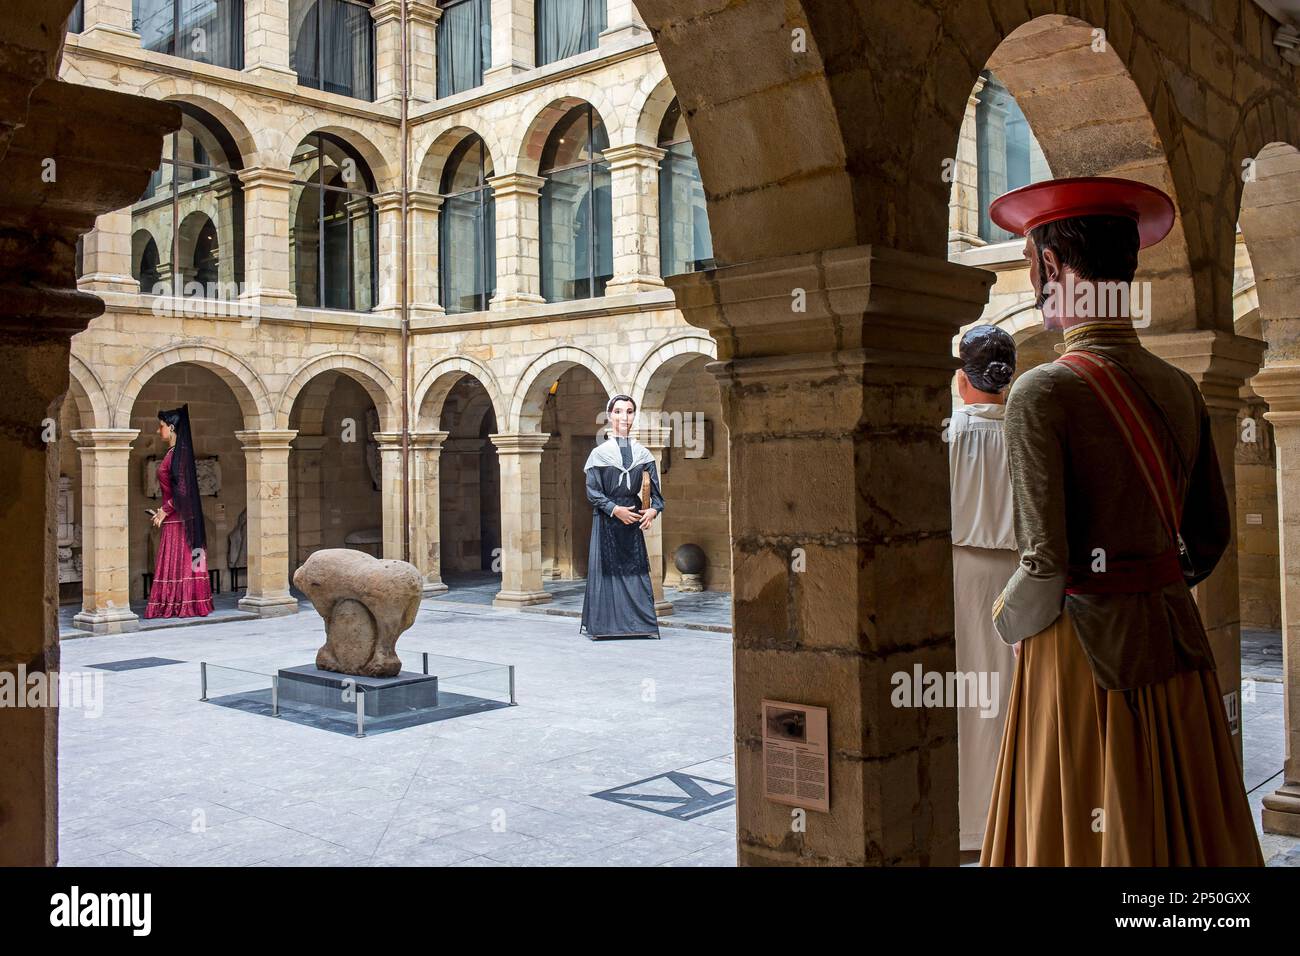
[580,438,665,639]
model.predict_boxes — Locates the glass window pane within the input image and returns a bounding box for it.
[289,0,321,88]
[177,0,243,69]
[291,182,322,308]
[321,0,375,101]
[69,1,85,33]
[976,72,1049,243]
[135,0,176,55]
[659,141,714,277]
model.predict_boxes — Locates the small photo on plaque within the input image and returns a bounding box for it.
[762,699,829,813]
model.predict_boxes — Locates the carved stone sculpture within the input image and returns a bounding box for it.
[293,548,423,677]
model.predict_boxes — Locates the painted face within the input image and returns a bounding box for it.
[157,419,173,443]
[1025,236,1062,331]
[609,400,636,434]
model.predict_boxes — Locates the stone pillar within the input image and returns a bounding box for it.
[490,432,552,607]
[603,143,666,295]
[635,423,673,615]
[489,173,546,309]
[243,0,296,81]
[600,0,650,45]
[237,166,297,314]
[670,245,994,866]
[1143,329,1265,764]
[948,75,984,256]
[372,191,403,318]
[291,434,328,571]
[409,190,444,312]
[375,432,406,560]
[70,428,139,634]
[372,1,439,106]
[484,0,534,82]
[411,431,450,593]
[79,0,138,44]
[1253,364,1300,835]
[236,429,298,616]
[77,208,138,294]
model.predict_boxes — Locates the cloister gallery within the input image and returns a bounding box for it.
[1,0,1300,868]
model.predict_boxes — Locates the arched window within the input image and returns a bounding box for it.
[539,104,612,303]
[290,0,376,101]
[535,0,605,67]
[134,234,161,294]
[133,0,244,69]
[437,0,491,97]
[129,103,245,297]
[976,71,1049,243]
[439,135,496,313]
[290,133,378,311]
[658,98,714,277]
[69,1,84,33]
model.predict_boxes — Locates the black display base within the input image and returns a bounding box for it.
[277,664,439,717]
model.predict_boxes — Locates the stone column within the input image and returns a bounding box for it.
[408,1,439,104]
[489,173,546,310]
[411,431,450,593]
[236,429,298,616]
[1253,364,1300,835]
[948,75,984,256]
[372,191,403,318]
[490,432,552,607]
[80,0,138,44]
[237,166,297,314]
[69,428,139,634]
[243,0,296,81]
[291,434,328,571]
[600,0,650,45]
[77,209,138,294]
[669,244,994,866]
[409,191,444,312]
[484,0,534,82]
[603,143,666,295]
[372,1,439,106]
[635,423,673,615]
[375,432,406,560]
[1143,329,1265,764]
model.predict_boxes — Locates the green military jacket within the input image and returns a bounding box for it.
[991,321,1231,690]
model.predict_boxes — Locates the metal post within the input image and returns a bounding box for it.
[200,661,208,702]
[355,688,366,738]
[423,652,429,675]
[271,675,280,717]
[509,665,517,705]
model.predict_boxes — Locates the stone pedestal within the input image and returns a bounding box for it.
[670,244,994,866]
[278,664,439,716]
[70,428,139,634]
[1143,329,1265,765]
[490,432,552,607]
[236,429,299,616]
[1253,364,1300,836]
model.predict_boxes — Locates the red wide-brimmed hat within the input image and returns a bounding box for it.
[989,176,1175,249]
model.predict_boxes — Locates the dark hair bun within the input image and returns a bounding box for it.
[985,361,1014,389]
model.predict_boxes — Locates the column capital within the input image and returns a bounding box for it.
[668,244,995,382]
[374,191,405,214]
[602,143,667,169]
[490,432,551,454]
[70,427,138,449]
[633,425,673,448]
[410,430,450,449]
[409,190,444,214]
[371,0,443,25]
[1140,329,1266,413]
[1253,364,1300,425]
[238,166,297,190]
[487,172,546,198]
[236,429,298,450]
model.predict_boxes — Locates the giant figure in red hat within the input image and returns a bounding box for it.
[980,177,1262,866]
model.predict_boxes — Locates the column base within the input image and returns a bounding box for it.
[423,580,449,596]
[80,25,141,46]
[70,607,140,635]
[244,64,299,84]
[606,275,666,295]
[654,599,674,617]
[238,594,300,617]
[77,273,140,295]
[599,24,650,44]
[484,62,531,84]
[490,293,546,311]
[1262,782,1300,836]
[493,589,553,609]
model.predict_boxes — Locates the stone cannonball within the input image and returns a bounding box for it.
[673,543,707,576]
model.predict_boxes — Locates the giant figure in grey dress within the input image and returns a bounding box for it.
[580,435,665,639]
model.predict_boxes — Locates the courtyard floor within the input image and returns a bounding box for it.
[54,595,1299,866]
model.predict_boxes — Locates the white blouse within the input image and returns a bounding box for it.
[948,403,1016,551]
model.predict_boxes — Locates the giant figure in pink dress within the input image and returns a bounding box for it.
[145,404,213,619]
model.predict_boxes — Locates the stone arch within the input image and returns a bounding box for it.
[632,334,718,418]
[629,66,676,148]
[277,353,401,434]
[278,121,393,192]
[66,353,110,429]
[113,345,274,430]
[508,346,620,432]
[1238,140,1300,364]
[136,85,262,164]
[513,89,621,177]
[412,355,504,432]
[416,124,505,193]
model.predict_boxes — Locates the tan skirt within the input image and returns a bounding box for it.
[981,610,1263,866]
